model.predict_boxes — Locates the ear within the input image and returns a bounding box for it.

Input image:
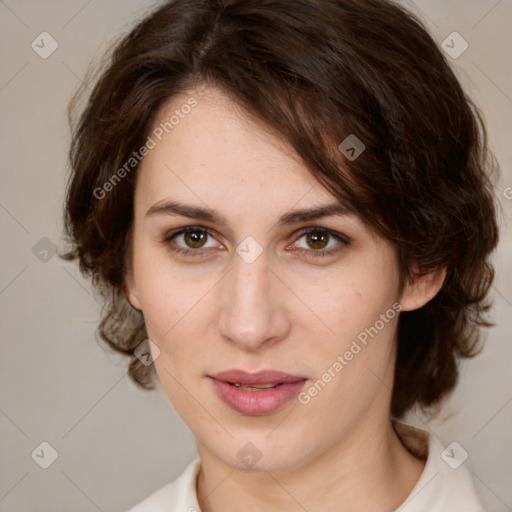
[399,266,447,312]
[124,270,142,311]
[123,250,142,312]
[123,238,142,311]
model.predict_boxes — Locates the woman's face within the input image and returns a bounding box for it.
[126,86,421,472]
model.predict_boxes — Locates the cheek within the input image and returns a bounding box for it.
[132,244,204,335]
[133,263,220,386]
[298,293,399,430]
[298,268,398,347]
[293,264,401,407]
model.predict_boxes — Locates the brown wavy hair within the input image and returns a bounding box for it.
[62,0,499,419]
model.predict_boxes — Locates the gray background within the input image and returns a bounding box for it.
[0,0,511,510]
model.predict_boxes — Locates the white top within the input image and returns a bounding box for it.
[126,425,485,512]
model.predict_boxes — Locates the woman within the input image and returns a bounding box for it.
[62,0,499,510]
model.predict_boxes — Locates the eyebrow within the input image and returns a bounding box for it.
[145,200,353,226]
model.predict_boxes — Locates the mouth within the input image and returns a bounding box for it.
[231,382,280,391]
[208,369,308,415]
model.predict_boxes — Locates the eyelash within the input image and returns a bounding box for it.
[163,226,350,259]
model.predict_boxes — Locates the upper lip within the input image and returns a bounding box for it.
[209,369,307,386]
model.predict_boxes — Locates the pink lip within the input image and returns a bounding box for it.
[208,369,307,415]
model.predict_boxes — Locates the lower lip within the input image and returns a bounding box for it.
[210,378,306,415]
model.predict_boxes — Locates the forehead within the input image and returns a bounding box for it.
[135,86,347,214]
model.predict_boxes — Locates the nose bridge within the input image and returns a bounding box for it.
[217,247,286,350]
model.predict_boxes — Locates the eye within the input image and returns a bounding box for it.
[163,226,350,259]
[288,227,350,258]
[164,226,221,257]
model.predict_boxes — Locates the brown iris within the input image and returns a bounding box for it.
[305,230,329,250]
[184,229,207,248]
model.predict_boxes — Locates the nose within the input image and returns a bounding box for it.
[216,249,291,351]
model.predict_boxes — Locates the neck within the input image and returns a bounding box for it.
[196,415,425,512]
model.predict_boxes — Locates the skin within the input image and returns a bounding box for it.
[125,85,446,512]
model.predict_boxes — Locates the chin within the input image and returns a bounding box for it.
[201,427,319,474]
